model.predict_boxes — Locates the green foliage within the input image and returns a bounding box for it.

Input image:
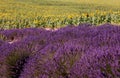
[0,0,120,29]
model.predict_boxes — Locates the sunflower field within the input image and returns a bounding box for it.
[0,0,120,29]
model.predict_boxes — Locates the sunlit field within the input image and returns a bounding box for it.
[0,0,120,78]
[0,0,120,29]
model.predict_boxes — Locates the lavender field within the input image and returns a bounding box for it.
[0,24,120,78]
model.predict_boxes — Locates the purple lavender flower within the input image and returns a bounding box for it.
[71,46,120,78]
[0,24,120,78]
[0,42,31,78]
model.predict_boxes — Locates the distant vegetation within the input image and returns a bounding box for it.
[0,0,120,29]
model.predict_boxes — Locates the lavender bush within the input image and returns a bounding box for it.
[0,23,120,78]
[0,42,31,78]
[71,46,120,78]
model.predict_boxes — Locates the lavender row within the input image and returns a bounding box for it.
[0,23,120,78]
